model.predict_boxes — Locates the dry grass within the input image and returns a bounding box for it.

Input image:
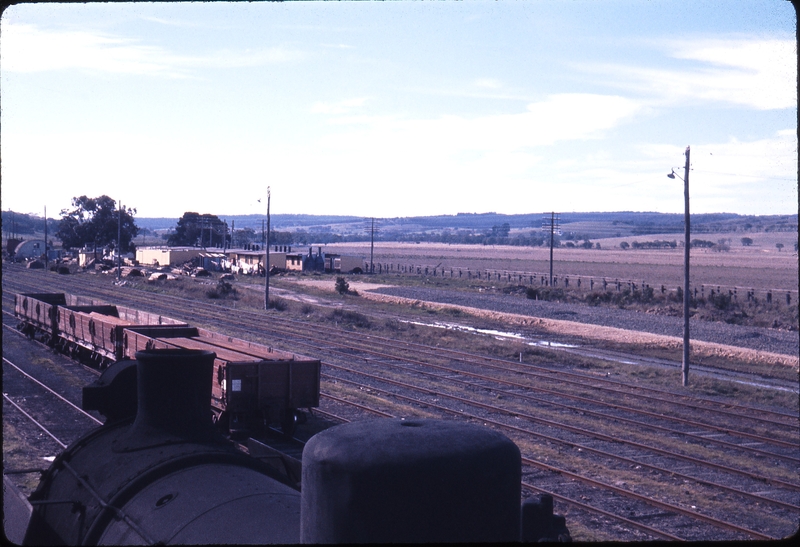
[318,239,798,292]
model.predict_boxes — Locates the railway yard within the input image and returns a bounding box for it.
[3,263,799,542]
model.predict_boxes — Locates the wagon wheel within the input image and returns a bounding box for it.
[281,409,299,438]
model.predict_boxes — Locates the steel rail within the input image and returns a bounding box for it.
[148,294,798,446]
[171,291,800,431]
[319,392,395,417]
[7,274,797,422]
[3,393,68,450]
[318,372,779,540]
[6,274,795,428]
[5,277,792,540]
[298,317,799,427]
[321,366,800,499]
[2,355,103,426]
[519,481,685,542]
[4,280,792,474]
[1,315,104,380]
[285,323,800,456]
[311,397,687,541]
[4,281,796,470]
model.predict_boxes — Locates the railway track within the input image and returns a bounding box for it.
[2,320,105,501]
[3,269,798,540]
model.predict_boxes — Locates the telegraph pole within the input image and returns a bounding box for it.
[682,146,691,386]
[43,206,48,273]
[542,212,560,286]
[370,218,375,274]
[265,187,271,310]
[667,147,692,386]
[549,212,554,286]
[117,201,122,282]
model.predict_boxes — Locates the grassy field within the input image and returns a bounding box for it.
[319,233,799,293]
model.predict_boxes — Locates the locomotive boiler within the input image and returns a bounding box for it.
[23,350,302,545]
[23,350,569,544]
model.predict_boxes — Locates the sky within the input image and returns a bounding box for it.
[1,0,797,220]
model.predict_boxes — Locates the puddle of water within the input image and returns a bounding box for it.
[529,340,579,349]
[398,321,796,393]
[400,320,578,348]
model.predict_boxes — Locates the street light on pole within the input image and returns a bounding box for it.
[667,145,691,386]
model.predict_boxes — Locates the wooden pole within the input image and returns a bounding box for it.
[43,206,47,272]
[265,187,271,310]
[682,146,691,386]
[117,201,122,282]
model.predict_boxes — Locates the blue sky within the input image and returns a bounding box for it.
[1,1,796,219]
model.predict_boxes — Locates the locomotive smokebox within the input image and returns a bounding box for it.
[24,348,301,546]
[300,418,521,543]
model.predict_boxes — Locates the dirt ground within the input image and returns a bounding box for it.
[284,278,799,369]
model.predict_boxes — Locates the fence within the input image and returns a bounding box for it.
[361,261,798,306]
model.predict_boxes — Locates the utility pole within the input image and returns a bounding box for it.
[370,218,375,274]
[43,206,48,273]
[265,187,271,310]
[542,212,560,286]
[681,146,691,386]
[667,146,691,386]
[117,201,122,282]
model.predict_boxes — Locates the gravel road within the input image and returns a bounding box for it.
[373,286,800,357]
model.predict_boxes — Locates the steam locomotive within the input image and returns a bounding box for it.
[24,349,569,544]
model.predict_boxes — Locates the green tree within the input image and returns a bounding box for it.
[56,195,138,251]
[168,212,227,247]
[489,223,511,237]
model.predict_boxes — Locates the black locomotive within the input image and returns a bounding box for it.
[23,349,569,544]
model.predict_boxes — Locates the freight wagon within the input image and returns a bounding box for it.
[15,292,321,436]
[123,325,320,435]
[15,293,185,368]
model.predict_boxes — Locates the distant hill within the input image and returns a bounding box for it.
[6,210,796,247]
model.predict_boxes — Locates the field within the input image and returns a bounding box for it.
[320,231,799,294]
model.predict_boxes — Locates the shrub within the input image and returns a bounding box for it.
[206,280,237,299]
[267,297,288,311]
[708,291,732,311]
[526,287,564,301]
[329,309,371,329]
[586,291,613,306]
[335,277,350,295]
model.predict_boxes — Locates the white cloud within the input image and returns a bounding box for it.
[473,78,503,89]
[320,43,355,49]
[579,38,796,110]
[0,22,304,77]
[670,38,796,109]
[311,97,369,115]
[318,93,641,155]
